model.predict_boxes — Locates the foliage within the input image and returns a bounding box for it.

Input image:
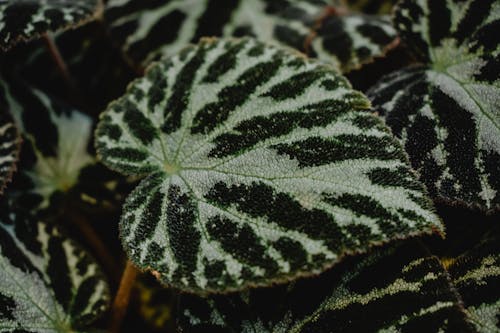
[0,0,498,332]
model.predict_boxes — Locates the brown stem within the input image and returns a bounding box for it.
[42,33,74,86]
[42,33,84,106]
[109,260,138,333]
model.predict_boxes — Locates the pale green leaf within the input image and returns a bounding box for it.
[95,37,442,293]
[368,0,500,211]
[0,206,110,332]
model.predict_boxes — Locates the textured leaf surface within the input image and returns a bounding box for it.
[448,228,500,332]
[0,110,20,195]
[0,74,95,211]
[104,0,398,72]
[0,206,110,332]
[95,37,442,293]
[0,0,101,51]
[179,242,473,332]
[367,0,500,211]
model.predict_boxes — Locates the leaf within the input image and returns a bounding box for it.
[178,241,473,332]
[0,0,102,51]
[447,227,500,332]
[95,37,443,293]
[367,0,500,211]
[0,205,110,332]
[0,110,21,195]
[0,74,95,211]
[104,0,398,72]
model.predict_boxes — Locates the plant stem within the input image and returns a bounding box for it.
[42,33,83,106]
[109,260,138,333]
[42,33,74,86]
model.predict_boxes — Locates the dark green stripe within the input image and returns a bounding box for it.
[272,135,406,167]
[191,55,283,134]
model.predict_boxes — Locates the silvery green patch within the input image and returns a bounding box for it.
[0,110,20,195]
[95,37,442,293]
[367,0,500,211]
[179,241,473,333]
[0,204,110,332]
[0,0,102,50]
[0,74,94,211]
[104,0,398,72]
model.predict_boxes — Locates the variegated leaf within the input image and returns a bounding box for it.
[95,37,442,293]
[367,0,500,211]
[104,0,398,72]
[0,110,20,195]
[0,74,95,211]
[0,0,102,51]
[447,227,500,332]
[0,205,110,332]
[178,241,473,332]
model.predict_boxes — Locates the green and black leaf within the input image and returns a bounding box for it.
[0,109,21,196]
[179,241,474,333]
[0,203,110,332]
[368,0,500,212]
[0,0,102,51]
[95,37,442,294]
[104,0,398,72]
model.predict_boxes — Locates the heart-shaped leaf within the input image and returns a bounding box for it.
[447,227,500,333]
[0,110,20,195]
[0,0,102,51]
[0,74,95,211]
[104,0,398,72]
[0,205,110,332]
[95,37,442,293]
[367,0,500,211]
[179,241,473,332]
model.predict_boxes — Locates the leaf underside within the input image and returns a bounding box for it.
[448,228,500,333]
[95,37,442,294]
[104,0,398,72]
[0,111,20,195]
[0,0,101,51]
[0,74,95,212]
[367,0,500,211]
[0,206,110,332]
[179,241,473,333]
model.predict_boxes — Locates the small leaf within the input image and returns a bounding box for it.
[367,0,500,211]
[95,37,442,293]
[0,74,95,211]
[0,110,21,195]
[0,0,102,51]
[104,0,398,72]
[0,205,110,332]
[178,241,473,332]
[447,227,500,333]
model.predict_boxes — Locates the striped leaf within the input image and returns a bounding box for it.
[178,242,473,332]
[0,205,110,332]
[104,0,398,72]
[0,75,95,211]
[95,37,442,293]
[447,228,500,332]
[367,0,500,211]
[0,110,20,195]
[0,0,102,51]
